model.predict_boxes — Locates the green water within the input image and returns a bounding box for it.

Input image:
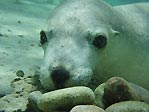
[48,0,149,6]
[104,0,149,6]
[23,0,149,6]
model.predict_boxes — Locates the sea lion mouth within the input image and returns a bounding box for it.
[61,68,93,88]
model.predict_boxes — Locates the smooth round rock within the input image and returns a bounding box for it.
[94,83,106,109]
[105,101,149,112]
[37,86,95,111]
[103,77,139,108]
[16,70,25,77]
[129,83,149,104]
[70,105,105,112]
[28,91,42,111]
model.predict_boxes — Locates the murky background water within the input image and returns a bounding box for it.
[27,0,149,5]
[105,0,149,5]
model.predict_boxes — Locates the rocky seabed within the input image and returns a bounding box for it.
[0,70,149,112]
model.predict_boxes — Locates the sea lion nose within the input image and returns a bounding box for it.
[51,66,70,88]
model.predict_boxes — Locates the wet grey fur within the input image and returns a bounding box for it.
[39,0,149,90]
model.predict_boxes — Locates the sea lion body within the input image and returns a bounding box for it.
[39,0,149,90]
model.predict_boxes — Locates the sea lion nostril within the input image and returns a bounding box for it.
[51,67,70,88]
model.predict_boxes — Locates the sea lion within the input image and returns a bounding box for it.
[39,0,149,90]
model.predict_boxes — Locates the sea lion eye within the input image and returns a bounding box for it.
[40,30,48,45]
[93,34,107,48]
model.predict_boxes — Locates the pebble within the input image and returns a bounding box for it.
[30,44,35,46]
[105,101,149,112]
[28,91,42,112]
[94,83,106,109]
[16,70,25,77]
[37,86,95,112]
[94,77,140,109]
[0,33,3,36]
[17,34,24,37]
[129,83,149,104]
[7,29,12,32]
[70,105,105,112]
[17,20,22,24]
[0,33,8,37]
[103,77,139,107]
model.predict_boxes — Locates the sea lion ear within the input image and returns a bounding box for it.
[112,30,120,37]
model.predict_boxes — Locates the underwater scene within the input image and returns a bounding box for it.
[0,0,149,112]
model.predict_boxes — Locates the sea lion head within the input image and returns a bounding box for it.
[38,23,119,91]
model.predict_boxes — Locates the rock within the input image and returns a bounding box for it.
[0,33,3,36]
[0,75,39,111]
[16,70,25,77]
[30,44,35,46]
[105,101,149,112]
[28,91,42,112]
[37,86,95,112]
[0,94,28,112]
[17,20,22,24]
[17,34,24,37]
[103,77,139,108]
[7,29,12,32]
[129,83,149,104]
[0,33,8,37]
[94,83,106,109]
[11,77,37,94]
[70,105,105,112]
[94,77,142,109]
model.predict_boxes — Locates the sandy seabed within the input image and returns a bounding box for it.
[0,0,58,95]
